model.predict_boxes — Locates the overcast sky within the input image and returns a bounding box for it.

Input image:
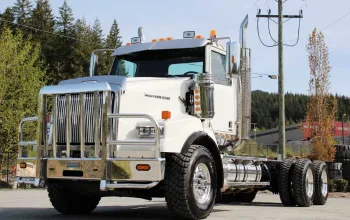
[1,0,349,96]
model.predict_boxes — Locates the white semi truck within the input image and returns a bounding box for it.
[16,15,328,219]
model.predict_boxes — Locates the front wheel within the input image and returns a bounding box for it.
[47,182,101,214]
[164,145,217,219]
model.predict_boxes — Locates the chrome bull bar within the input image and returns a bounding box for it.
[17,82,164,190]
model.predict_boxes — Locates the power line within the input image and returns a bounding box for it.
[0,18,95,45]
[321,11,350,31]
[286,10,350,43]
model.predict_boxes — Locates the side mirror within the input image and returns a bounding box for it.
[89,53,98,76]
[225,41,241,77]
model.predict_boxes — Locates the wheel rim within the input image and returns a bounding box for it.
[192,163,212,205]
[305,167,314,198]
[321,169,328,197]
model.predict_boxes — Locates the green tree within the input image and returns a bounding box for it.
[0,28,45,156]
[51,0,76,83]
[29,0,55,78]
[72,17,93,78]
[12,0,32,36]
[0,7,16,32]
[100,19,125,75]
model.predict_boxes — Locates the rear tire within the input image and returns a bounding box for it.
[278,158,296,206]
[312,161,328,205]
[292,159,315,207]
[164,145,217,219]
[47,182,100,214]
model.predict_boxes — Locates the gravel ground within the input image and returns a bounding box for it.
[0,190,350,220]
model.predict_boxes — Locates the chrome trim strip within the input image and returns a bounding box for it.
[227,182,270,186]
[17,157,36,160]
[107,158,164,162]
[101,91,111,189]
[39,82,111,95]
[107,140,155,145]
[79,93,85,158]
[52,94,57,158]
[93,91,100,158]
[222,155,267,161]
[35,94,44,182]
[18,141,37,146]
[65,94,71,157]
[105,181,159,189]
[46,158,101,161]
[48,177,101,180]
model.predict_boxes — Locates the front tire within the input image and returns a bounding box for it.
[164,145,217,219]
[47,182,101,214]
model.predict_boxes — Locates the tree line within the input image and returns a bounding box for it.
[0,0,123,157]
[0,0,123,85]
[252,90,350,130]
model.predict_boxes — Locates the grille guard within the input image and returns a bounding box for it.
[17,82,164,190]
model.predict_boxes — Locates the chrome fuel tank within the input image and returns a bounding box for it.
[222,155,267,192]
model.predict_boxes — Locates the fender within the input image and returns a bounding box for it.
[181,131,224,190]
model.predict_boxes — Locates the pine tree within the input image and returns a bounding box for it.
[106,19,122,48]
[101,19,125,75]
[73,17,93,78]
[0,7,16,33]
[12,0,32,36]
[51,0,76,83]
[29,0,55,69]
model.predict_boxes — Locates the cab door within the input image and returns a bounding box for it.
[208,46,237,135]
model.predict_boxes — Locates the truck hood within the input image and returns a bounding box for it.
[58,75,191,92]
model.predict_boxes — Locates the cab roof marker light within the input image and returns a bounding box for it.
[210,30,217,39]
[183,31,195,38]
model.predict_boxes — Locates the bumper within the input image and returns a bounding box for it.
[17,83,165,190]
[17,157,165,190]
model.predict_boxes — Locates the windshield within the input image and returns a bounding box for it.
[109,47,205,77]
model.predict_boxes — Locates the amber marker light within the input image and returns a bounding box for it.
[136,164,151,171]
[162,111,171,120]
[20,162,27,169]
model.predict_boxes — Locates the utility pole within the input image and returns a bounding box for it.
[256,0,303,160]
[278,0,285,160]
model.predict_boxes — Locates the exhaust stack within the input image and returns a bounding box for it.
[240,15,251,140]
[138,27,145,43]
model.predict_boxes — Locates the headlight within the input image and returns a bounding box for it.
[136,123,164,138]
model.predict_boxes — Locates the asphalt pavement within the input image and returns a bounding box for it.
[0,190,349,220]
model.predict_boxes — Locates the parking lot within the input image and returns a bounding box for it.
[0,190,349,220]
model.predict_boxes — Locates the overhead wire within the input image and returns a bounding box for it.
[0,17,95,45]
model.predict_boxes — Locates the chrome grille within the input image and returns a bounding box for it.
[55,92,115,144]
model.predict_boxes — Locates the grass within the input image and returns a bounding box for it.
[234,141,311,159]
